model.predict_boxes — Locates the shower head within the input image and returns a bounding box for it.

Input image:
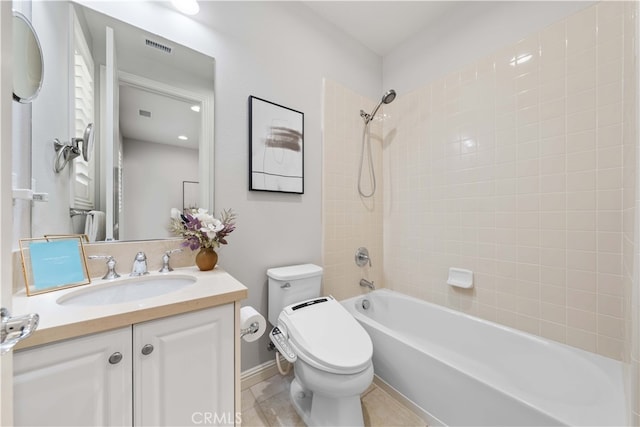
[382,89,396,104]
[361,89,396,124]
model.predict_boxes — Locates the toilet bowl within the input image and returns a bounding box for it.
[267,265,373,426]
[292,359,374,426]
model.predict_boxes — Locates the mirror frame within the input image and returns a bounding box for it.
[12,10,44,103]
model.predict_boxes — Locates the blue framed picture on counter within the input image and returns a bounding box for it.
[19,235,90,296]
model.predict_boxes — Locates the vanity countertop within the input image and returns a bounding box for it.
[12,266,248,350]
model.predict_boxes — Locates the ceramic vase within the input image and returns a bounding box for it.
[195,247,218,271]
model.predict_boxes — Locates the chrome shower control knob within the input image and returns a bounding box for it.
[355,247,371,267]
[141,344,154,355]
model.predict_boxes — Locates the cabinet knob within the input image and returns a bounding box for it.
[141,344,154,355]
[108,352,123,364]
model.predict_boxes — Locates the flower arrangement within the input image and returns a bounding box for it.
[169,208,236,250]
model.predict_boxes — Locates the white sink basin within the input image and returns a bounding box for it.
[56,275,197,306]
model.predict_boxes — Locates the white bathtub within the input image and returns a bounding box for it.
[342,289,626,426]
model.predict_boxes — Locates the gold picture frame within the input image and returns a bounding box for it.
[19,235,91,296]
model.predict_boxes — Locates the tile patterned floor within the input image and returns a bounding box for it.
[241,372,426,427]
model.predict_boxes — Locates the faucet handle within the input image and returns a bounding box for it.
[88,255,121,280]
[159,248,183,273]
[355,247,372,267]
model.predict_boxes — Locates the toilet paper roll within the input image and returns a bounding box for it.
[240,306,266,342]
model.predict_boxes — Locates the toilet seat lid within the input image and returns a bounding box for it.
[280,296,372,374]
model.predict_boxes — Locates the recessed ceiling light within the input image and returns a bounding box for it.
[171,0,200,16]
[191,105,201,113]
[178,135,188,141]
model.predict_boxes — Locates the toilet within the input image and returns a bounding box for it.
[267,264,373,427]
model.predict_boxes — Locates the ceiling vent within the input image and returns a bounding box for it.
[139,109,152,118]
[145,39,172,54]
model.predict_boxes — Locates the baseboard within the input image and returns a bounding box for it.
[373,375,443,426]
[240,358,279,390]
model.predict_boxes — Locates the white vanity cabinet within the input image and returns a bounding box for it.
[14,304,235,427]
[134,304,235,426]
[14,327,132,426]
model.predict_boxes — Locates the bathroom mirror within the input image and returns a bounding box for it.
[27,2,215,242]
[12,11,43,103]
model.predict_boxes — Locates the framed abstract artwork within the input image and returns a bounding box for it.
[249,96,304,194]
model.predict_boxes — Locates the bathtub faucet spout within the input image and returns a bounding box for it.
[360,278,375,290]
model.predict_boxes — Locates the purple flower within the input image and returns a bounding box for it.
[169,208,237,250]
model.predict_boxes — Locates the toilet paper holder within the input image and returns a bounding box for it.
[239,305,266,342]
[240,322,260,338]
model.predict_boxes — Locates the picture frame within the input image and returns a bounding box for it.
[183,180,199,211]
[19,235,91,296]
[249,96,304,194]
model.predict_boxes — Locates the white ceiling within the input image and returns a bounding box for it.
[302,1,468,56]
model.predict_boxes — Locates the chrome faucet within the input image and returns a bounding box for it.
[131,252,149,276]
[159,248,183,273]
[88,255,120,280]
[360,278,375,290]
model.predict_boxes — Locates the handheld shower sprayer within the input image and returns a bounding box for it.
[358,89,396,198]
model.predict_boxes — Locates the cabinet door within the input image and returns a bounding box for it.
[134,305,235,426]
[14,327,132,426]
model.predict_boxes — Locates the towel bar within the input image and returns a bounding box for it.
[69,208,93,217]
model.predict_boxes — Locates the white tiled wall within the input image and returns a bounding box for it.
[323,3,638,422]
[382,2,630,361]
[322,79,383,301]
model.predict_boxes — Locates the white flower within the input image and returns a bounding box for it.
[170,208,181,219]
[193,208,212,223]
[200,218,224,239]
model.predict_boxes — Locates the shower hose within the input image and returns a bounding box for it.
[358,123,376,198]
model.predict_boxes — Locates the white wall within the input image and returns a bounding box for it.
[11,2,32,248]
[121,139,198,241]
[30,1,73,239]
[384,1,595,94]
[77,0,382,370]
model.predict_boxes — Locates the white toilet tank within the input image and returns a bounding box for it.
[267,264,323,326]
